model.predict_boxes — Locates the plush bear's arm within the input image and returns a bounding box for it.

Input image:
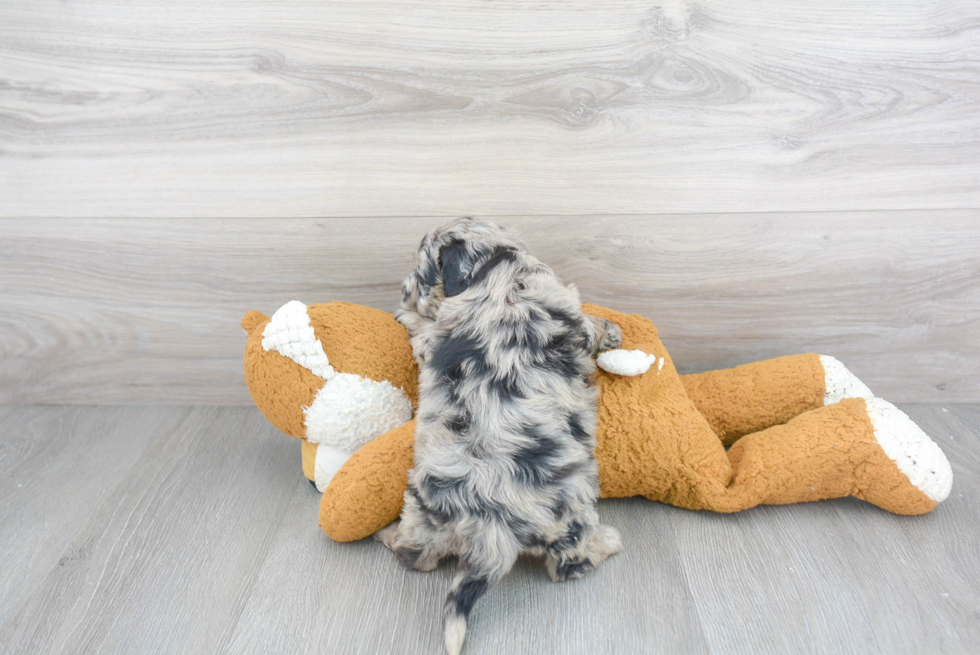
[679,354,871,446]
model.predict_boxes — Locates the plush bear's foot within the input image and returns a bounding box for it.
[820,355,873,405]
[861,398,953,509]
[706,397,952,516]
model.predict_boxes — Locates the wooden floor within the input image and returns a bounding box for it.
[1,404,977,654]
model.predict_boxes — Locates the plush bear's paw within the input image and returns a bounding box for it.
[866,397,953,504]
[821,355,873,405]
[597,349,658,376]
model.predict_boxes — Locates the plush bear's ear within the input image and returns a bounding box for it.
[439,238,472,298]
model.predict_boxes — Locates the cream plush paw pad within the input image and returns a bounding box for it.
[597,349,662,376]
[866,397,953,503]
[821,355,873,405]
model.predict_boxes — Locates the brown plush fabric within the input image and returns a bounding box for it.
[717,398,936,514]
[583,304,734,506]
[241,310,268,335]
[308,302,419,408]
[681,354,826,446]
[243,301,941,543]
[320,419,416,542]
[301,439,317,482]
[242,312,322,439]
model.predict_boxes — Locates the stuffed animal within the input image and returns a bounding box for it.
[242,300,953,543]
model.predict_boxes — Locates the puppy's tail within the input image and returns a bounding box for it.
[443,563,489,655]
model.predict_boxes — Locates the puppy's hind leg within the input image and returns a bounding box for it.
[374,499,448,573]
[587,523,624,566]
[444,524,519,655]
[546,523,623,582]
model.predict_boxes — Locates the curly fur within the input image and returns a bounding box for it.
[378,218,623,655]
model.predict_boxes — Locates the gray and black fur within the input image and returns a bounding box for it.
[377,218,623,655]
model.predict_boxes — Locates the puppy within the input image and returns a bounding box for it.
[377,218,623,655]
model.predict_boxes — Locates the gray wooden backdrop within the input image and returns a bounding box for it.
[1,0,978,404]
[1,215,977,404]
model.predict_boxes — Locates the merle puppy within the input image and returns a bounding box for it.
[377,218,623,655]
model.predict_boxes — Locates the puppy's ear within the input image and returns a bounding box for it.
[440,239,473,298]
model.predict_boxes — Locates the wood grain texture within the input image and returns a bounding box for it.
[227,492,709,655]
[1,1,978,217]
[671,403,980,655]
[0,406,180,625]
[1,214,978,404]
[0,404,977,654]
[0,407,299,654]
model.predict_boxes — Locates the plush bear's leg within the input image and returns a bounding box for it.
[320,419,417,542]
[301,439,317,483]
[697,398,952,515]
[680,354,872,446]
[300,439,356,492]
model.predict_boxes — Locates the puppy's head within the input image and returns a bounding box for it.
[401,217,524,319]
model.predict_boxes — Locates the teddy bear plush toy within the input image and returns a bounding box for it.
[242,300,953,543]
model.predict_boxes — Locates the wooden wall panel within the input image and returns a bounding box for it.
[1,0,978,217]
[1,213,977,404]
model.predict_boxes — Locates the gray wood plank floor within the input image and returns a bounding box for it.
[1,404,977,654]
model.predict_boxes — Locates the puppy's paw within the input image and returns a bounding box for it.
[590,524,624,560]
[586,314,622,354]
[399,548,440,572]
[374,521,400,550]
[547,557,595,583]
[599,321,623,352]
[409,333,431,366]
